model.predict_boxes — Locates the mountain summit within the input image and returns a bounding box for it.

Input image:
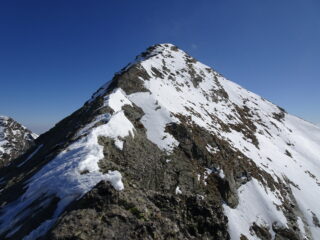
[0,43,319,240]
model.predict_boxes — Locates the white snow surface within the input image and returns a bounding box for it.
[175,186,182,194]
[224,179,288,239]
[0,89,133,239]
[128,92,179,151]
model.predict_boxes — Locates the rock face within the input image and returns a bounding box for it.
[0,116,37,168]
[0,44,320,240]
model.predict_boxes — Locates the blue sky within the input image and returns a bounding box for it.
[0,0,319,133]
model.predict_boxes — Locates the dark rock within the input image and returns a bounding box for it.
[272,223,300,240]
[250,222,272,240]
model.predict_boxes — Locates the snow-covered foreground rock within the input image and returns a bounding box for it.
[0,44,319,240]
[0,116,37,168]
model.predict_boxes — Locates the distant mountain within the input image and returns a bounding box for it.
[0,44,319,240]
[0,116,37,168]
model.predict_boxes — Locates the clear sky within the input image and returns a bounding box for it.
[0,0,319,133]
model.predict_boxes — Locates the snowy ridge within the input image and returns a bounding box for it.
[0,90,134,239]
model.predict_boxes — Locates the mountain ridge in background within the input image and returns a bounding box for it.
[0,116,37,168]
[0,43,319,240]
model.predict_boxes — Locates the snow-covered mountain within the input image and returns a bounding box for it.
[0,44,319,240]
[0,116,37,168]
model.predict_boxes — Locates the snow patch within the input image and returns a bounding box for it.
[297,217,306,237]
[175,186,182,194]
[128,92,179,152]
[224,179,287,240]
[104,88,132,112]
[105,170,124,191]
[206,144,219,154]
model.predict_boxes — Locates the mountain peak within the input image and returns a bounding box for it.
[1,45,320,240]
[138,43,196,64]
[139,43,182,58]
[120,43,194,75]
[89,43,202,101]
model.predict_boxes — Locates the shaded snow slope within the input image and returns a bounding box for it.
[0,44,319,240]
